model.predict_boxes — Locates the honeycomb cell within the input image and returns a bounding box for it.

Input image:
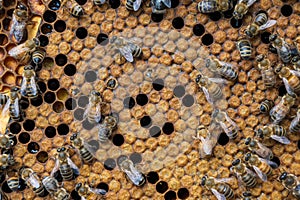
[23,119,35,131]
[140,115,152,128]
[209,12,222,21]
[57,123,69,135]
[281,5,293,17]
[201,33,214,46]
[39,35,49,47]
[2,18,11,31]
[48,79,60,91]
[112,134,124,146]
[230,18,243,28]
[261,32,271,44]
[130,152,142,164]
[4,57,18,71]
[109,0,121,9]
[217,132,229,146]
[27,142,40,154]
[76,0,87,5]
[65,98,77,110]
[151,13,164,23]
[104,158,116,170]
[55,54,67,66]
[177,188,189,199]
[85,70,97,82]
[20,97,29,109]
[74,108,85,121]
[0,9,4,20]
[57,88,68,101]
[48,0,61,11]
[53,101,64,113]
[45,126,56,138]
[152,79,164,91]
[37,81,47,93]
[149,126,161,137]
[44,91,56,104]
[164,190,176,200]
[0,34,8,45]
[78,95,89,107]
[270,156,280,168]
[171,0,179,8]
[172,17,184,29]
[182,94,194,107]
[82,119,94,130]
[43,10,57,23]
[97,182,109,194]
[123,96,135,109]
[156,181,168,194]
[76,27,88,39]
[64,64,76,76]
[97,33,109,45]
[162,122,174,135]
[223,8,234,18]
[30,95,43,107]
[136,93,148,106]
[41,23,53,34]
[9,122,21,134]
[54,20,66,32]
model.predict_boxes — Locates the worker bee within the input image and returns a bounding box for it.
[151,0,171,14]
[292,56,300,71]
[233,0,256,20]
[9,2,30,43]
[193,125,218,158]
[61,0,84,17]
[93,0,106,6]
[206,58,238,81]
[110,36,142,62]
[269,93,295,124]
[244,137,273,160]
[0,133,15,150]
[245,13,277,38]
[243,152,277,182]
[257,125,290,144]
[0,93,9,107]
[259,99,274,114]
[278,172,300,199]
[117,156,146,186]
[239,191,254,200]
[20,65,39,99]
[236,39,252,60]
[126,0,142,11]
[20,167,47,197]
[197,0,233,13]
[70,133,94,163]
[8,38,40,63]
[256,55,276,88]
[230,159,257,188]
[290,108,300,133]
[84,90,103,124]
[2,87,24,122]
[201,175,234,200]
[275,64,300,95]
[195,73,227,104]
[32,48,46,66]
[212,109,239,139]
[7,176,20,191]
[50,147,80,181]
[42,176,70,200]
[98,115,117,142]
[75,182,107,199]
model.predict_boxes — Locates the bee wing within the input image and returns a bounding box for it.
[211,188,226,200]
[1,99,10,117]
[89,187,107,195]
[224,113,239,131]
[208,78,228,84]
[30,76,38,96]
[8,45,29,58]
[255,141,273,159]
[215,177,233,183]
[13,98,20,118]
[259,20,277,31]
[245,167,257,177]
[253,165,267,182]
[67,157,80,175]
[202,87,214,104]
[95,105,102,123]
[133,0,142,11]
[282,78,296,96]
[259,157,278,168]
[83,103,91,119]
[119,46,134,62]
[162,0,171,8]
[270,135,290,144]
[246,0,257,7]
[28,174,42,188]
[20,78,27,96]
[199,136,213,156]
[50,159,60,177]
[290,70,300,77]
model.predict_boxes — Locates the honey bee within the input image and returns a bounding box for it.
[7,176,20,191]
[42,176,71,200]
[193,125,218,158]
[257,125,290,144]
[93,0,106,6]
[32,48,46,66]
[50,147,80,181]
[20,167,47,197]
[212,109,239,139]
[61,0,84,17]
[110,36,142,62]
[245,13,277,38]
[84,90,103,124]
[9,2,30,43]
[117,156,146,186]
[75,182,107,199]
[239,191,255,200]
[233,0,256,20]
[243,152,277,182]
[8,38,40,63]
[126,0,142,11]
[2,87,24,122]
[70,133,94,163]
[244,137,273,160]
[259,99,274,114]
[269,93,295,124]
[20,65,39,99]
[197,0,233,13]
[151,0,171,14]
[0,153,15,171]
[236,39,252,60]
[275,64,300,95]
[292,56,300,71]
[0,133,14,150]
[290,108,300,133]
[278,172,300,199]
[98,115,117,142]
[201,175,234,200]
[0,93,9,107]
[256,55,276,88]
[269,34,296,63]
[206,58,238,81]
[195,73,227,104]
[230,158,257,188]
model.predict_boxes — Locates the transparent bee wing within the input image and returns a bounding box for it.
[8,44,29,58]
[83,103,91,120]
[259,157,278,168]
[290,70,300,77]
[256,141,273,159]
[259,20,277,31]
[30,76,38,96]
[119,46,134,62]
[215,177,233,183]
[202,87,214,104]
[89,187,107,195]
[245,167,257,177]
[253,165,267,182]
[67,157,80,175]
[81,197,86,200]
[208,78,228,84]
[133,0,142,11]
[162,0,171,8]
[211,188,226,200]
[199,136,213,156]
[50,159,60,177]
[224,113,239,130]
[28,174,41,188]
[13,98,20,117]
[2,99,10,117]
[282,78,295,96]
[270,135,290,144]
[246,0,257,7]
[95,105,102,123]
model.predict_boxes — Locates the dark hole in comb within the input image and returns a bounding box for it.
[104,158,116,170]
[97,33,109,45]
[270,156,280,169]
[182,94,194,107]
[71,190,81,200]
[78,96,89,107]
[30,95,43,107]
[140,116,152,128]
[20,97,29,110]
[281,5,293,17]
[48,79,60,91]
[45,126,56,138]
[36,151,48,163]
[170,0,179,8]
[178,188,189,199]
[55,54,67,66]
[37,81,47,93]
[151,13,164,22]
[153,78,164,91]
[0,172,5,184]
[0,9,4,20]
[230,18,243,28]
[156,181,168,193]
[109,0,121,9]
[223,8,234,18]
[39,35,49,47]
[147,171,159,184]
[209,12,222,21]
[172,17,184,29]
[10,122,21,134]
[41,23,53,34]
[163,122,174,135]
[193,24,205,36]
[53,101,64,113]
[85,70,97,82]
[97,182,109,193]
[43,10,57,23]
[88,140,100,149]
[48,0,61,11]
[64,64,76,76]
[82,119,95,130]
[278,85,287,96]
[217,132,229,146]
[130,152,142,164]
[164,190,177,200]
[65,98,77,110]
[3,0,15,7]
[136,94,148,106]
[202,34,214,46]
[54,20,66,32]
[261,32,271,44]
[76,27,88,39]
[27,142,40,154]
[112,134,124,146]
[3,18,11,31]
[2,181,12,193]
[173,85,185,98]
[123,96,135,109]
[76,0,87,5]
[57,124,69,135]
[74,108,84,121]
[44,91,56,104]
[149,126,161,137]
[23,120,35,131]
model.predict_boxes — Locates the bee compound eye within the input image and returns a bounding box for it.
[57,148,61,152]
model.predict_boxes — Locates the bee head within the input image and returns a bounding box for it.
[245,29,253,38]
[233,11,242,20]
[24,65,34,71]
[279,172,287,181]
[292,56,299,63]
[195,74,202,83]
[242,191,251,197]
[11,87,19,92]
[274,64,283,74]
[244,152,251,161]
[18,3,27,11]
[256,129,264,138]
[106,78,117,89]
[33,38,40,46]
[201,176,207,186]
[269,34,277,42]
[70,133,77,140]
[232,159,240,166]
[91,90,101,96]
[256,55,264,62]
[57,147,61,152]
[75,183,82,191]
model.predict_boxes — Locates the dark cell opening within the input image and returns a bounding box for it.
[3,18,11,31]
[54,171,63,182]
[136,94,148,106]
[209,12,222,21]
[156,181,168,194]
[88,140,100,149]
[109,0,120,9]
[0,34,7,45]
[151,13,164,23]
[130,152,142,164]
[48,79,60,91]
[261,32,271,44]
[123,96,135,109]
[43,10,57,23]
[30,95,43,107]
[20,97,29,110]
[7,9,14,17]
[55,54,67,66]
[172,17,184,29]
[104,158,116,170]
[44,91,56,104]
[164,190,177,200]
[281,5,293,17]
[298,140,300,149]
[54,20,66,32]
[230,18,243,28]
[97,33,109,45]
[71,190,81,200]
[269,44,277,54]
[9,122,21,134]
[270,156,280,169]
[223,8,234,18]
[201,34,214,46]
[170,0,179,7]
[182,94,194,107]
[0,172,5,184]
[173,85,185,98]
[57,124,69,135]
[78,96,89,107]
[153,78,164,91]
[140,116,152,128]
[149,126,161,137]
[23,120,35,131]
[85,70,97,82]
[3,0,15,7]
[45,126,56,138]
[147,171,159,184]
[36,151,48,163]
[74,108,84,121]
[76,27,88,39]
[112,134,124,146]
[278,85,287,96]
[41,23,53,34]
[76,0,87,5]
[18,179,26,191]
[193,23,206,36]
[65,98,77,110]
[162,122,174,135]
[0,9,4,20]
[97,182,109,193]
[82,119,95,130]
[39,35,49,47]
[178,188,189,199]
[64,64,76,76]
[217,132,229,146]
[2,181,12,193]
[48,0,61,11]
[37,81,47,93]
[27,142,40,154]
[53,101,64,113]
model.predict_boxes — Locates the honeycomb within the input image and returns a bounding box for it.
[0,0,299,199]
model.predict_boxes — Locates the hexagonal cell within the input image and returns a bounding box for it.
[53,101,64,113]
[0,47,7,61]
[56,88,69,101]
[2,71,16,85]
[0,34,8,46]
[42,57,54,69]
[0,63,4,76]
[4,56,18,71]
